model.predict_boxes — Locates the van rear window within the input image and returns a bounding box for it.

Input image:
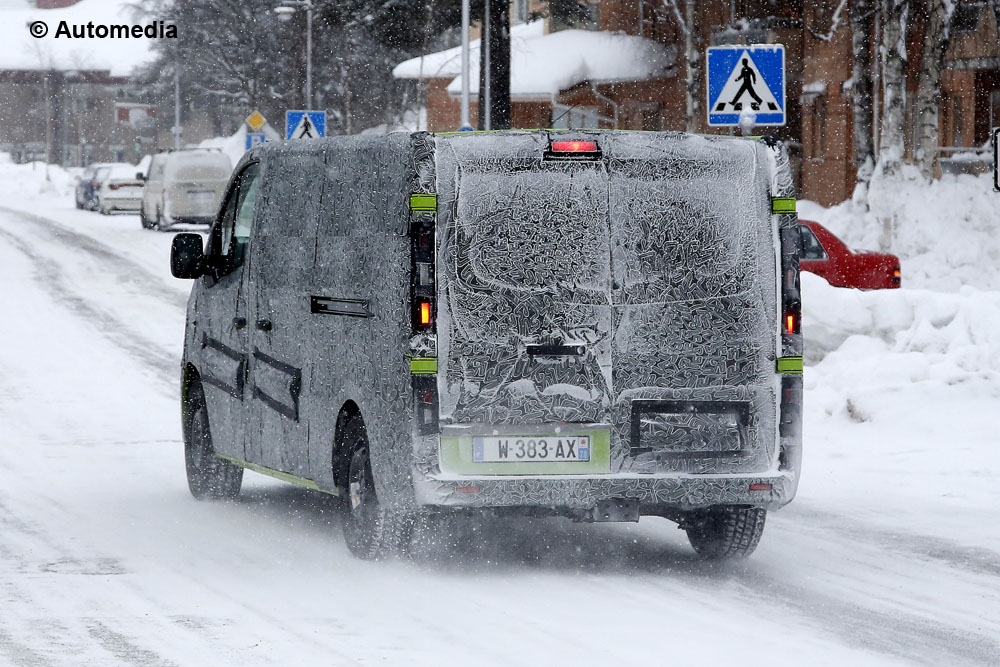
[166,154,231,181]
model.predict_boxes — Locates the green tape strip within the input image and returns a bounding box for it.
[776,356,803,374]
[772,197,796,214]
[214,454,339,496]
[409,193,437,212]
[410,357,438,374]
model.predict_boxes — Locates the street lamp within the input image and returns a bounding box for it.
[274,0,314,109]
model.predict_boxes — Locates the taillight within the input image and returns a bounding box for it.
[410,201,435,332]
[417,299,433,328]
[109,183,120,191]
[892,266,901,285]
[545,138,601,160]
[551,140,598,152]
[786,314,795,335]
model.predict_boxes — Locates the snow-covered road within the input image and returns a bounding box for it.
[1,203,998,666]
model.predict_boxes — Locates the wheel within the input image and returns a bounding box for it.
[684,506,766,559]
[139,207,155,229]
[184,383,243,500]
[341,418,412,559]
[155,206,168,231]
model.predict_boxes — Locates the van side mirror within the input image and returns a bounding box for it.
[170,233,205,279]
[135,172,146,181]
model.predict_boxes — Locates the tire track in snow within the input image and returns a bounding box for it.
[0,206,188,311]
[788,504,1000,578]
[0,226,177,385]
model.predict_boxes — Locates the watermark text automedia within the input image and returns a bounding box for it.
[28,21,177,39]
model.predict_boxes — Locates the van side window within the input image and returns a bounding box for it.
[210,162,259,278]
[799,225,826,260]
[232,163,260,267]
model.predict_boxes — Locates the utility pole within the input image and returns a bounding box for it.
[275,1,314,109]
[173,59,181,150]
[477,0,510,130]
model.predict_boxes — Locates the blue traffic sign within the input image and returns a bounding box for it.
[246,132,267,151]
[707,45,785,127]
[285,110,326,140]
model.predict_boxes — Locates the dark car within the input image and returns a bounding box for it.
[800,220,901,289]
[75,163,115,210]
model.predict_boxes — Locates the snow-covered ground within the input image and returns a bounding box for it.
[1,159,998,665]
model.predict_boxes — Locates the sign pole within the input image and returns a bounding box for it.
[461,0,470,129]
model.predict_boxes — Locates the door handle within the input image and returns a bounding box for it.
[256,319,273,332]
[233,317,247,329]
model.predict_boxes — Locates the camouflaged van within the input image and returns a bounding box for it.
[170,130,803,560]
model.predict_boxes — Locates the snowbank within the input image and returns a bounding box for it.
[799,170,1000,291]
[198,124,283,170]
[802,272,1000,374]
[0,156,77,202]
[0,0,157,76]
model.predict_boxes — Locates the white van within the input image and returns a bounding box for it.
[140,149,231,230]
[170,131,804,561]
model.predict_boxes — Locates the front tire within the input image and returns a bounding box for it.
[341,419,412,559]
[184,383,243,500]
[684,506,766,559]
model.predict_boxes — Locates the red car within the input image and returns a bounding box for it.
[799,220,901,289]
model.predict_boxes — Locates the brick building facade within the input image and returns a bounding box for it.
[399,0,1000,206]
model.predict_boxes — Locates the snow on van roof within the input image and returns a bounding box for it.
[0,0,157,76]
[393,22,675,99]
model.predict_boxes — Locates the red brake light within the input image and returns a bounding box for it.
[419,300,432,326]
[551,140,598,153]
[786,314,795,334]
[749,483,772,491]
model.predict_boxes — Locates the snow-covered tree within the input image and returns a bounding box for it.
[850,0,876,197]
[914,0,955,179]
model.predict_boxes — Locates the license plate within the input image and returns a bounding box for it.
[188,190,214,207]
[472,435,591,463]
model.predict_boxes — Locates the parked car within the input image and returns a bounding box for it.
[95,165,144,215]
[74,163,118,210]
[170,131,803,561]
[139,149,232,230]
[799,220,901,289]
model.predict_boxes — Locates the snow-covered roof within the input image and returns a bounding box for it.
[0,0,157,77]
[393,21,675,100]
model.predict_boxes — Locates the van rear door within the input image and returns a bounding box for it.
[436,133,778,473]
[436,136,612,426]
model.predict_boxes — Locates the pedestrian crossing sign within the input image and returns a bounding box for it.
[285,110,327,140]
[707,45,785,127]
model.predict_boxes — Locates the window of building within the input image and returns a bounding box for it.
[809,97,827,158]
[551,105,602,129]
[640,104,662,131]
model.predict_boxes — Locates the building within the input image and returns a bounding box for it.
[395,1,1000,206]
[0,0,217,166]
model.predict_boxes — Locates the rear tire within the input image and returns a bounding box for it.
[684,506,766,559]
[98,201,110,215]
[341,418,412,559]
[184,383,243,500]
[139,207,155,230]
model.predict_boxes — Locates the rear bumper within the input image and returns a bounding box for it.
[102,196,142,210]
[412,469,798,513]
